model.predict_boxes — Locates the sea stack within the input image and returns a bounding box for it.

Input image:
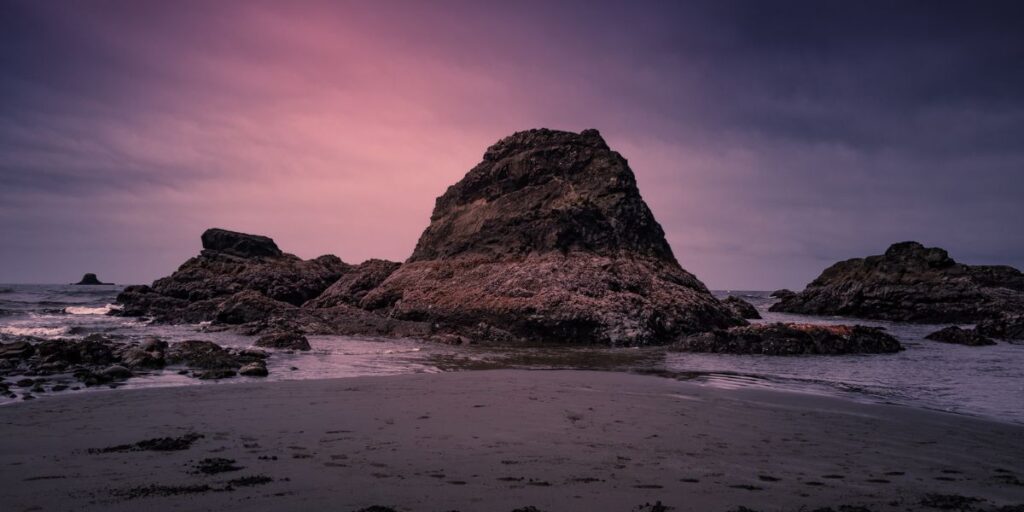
[361,128,743,344]
[771,241,1024,322]
[116,228,350,322]
[73,273,110,285]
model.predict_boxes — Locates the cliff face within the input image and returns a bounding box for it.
[361,129,743,344]
[770,241,1024,323]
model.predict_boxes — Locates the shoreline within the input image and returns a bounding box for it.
[2,370,1022,511]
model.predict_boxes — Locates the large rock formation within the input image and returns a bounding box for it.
[116,129,744,345]
[360,129,743,344]
[770,242,1024,323]
[117,228,350,323]
[113,230,436,338]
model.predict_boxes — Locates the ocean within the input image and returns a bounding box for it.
[1,284,1022,424]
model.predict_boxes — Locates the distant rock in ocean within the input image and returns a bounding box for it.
[117,128,745,345]
[73,273,111,285]
[770,241,1024,323]
[361,128,744,344]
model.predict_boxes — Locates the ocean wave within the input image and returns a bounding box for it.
[64,304,122,315]
[0,325,69,338]
[0,287,14,294]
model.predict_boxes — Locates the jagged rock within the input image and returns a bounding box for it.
[976,314,1024,341]
[770,242,1024,323]
[362,129,743,344]
[254,332,311,351]
[770,289,796,300]
[238,361,268,377]
[166,340,241,370]
[215,290,296,325]
[74,273,111,285]
[721,296,761,319]
[672,323,903,355]
[120,347,166,369]
[116,229,349,322]
[304,259,401,308]
[924,326,996,346]
[201,228,283,258]
[0,335,270,390]
[0,341,35,359]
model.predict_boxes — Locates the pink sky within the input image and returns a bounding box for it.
[2,1,1022,288]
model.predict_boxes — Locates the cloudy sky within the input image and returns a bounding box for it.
[1,0,1022,289]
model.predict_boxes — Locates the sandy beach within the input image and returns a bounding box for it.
[1,370,1022,512]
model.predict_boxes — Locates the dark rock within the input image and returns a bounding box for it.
[304,259,401,308]
[672,322,903,355]
[976,313,1024,340]
[770,289,796,300]
[924,326,996,346]
[255,331,311,351]
[238,361,268,377]
[722,296,761,319]
[166,340,241,369]
[101,365,133,379]
[115,230,349,322]
[0,341,35,359]
[770,242,1024,323]
[73,273,111,285]
[119,347,165,369]
[215,290,296,325]
[140,337,168,352]
[36,336,117,366]
[201,228,282,258]
[362,128,744,344]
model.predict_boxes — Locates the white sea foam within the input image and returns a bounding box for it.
[64,304,121,315]
[0,325,69,338]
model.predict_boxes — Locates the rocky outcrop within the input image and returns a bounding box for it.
[254,331,311,351]
[200,228,282,258]
[770,242,1024,323]
[770,289,796,300]
[74,273,110,285]
[114,130,748,346]
[360,129,743,345]
[117,228,350,322]
[115,229,432,338]
[924,326,995,346]
[721,296,761,319]
[672,323,903,355]
[0,335,270,397]
[976,314,1024,341]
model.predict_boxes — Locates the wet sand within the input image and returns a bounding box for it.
[1,370,1022,512]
